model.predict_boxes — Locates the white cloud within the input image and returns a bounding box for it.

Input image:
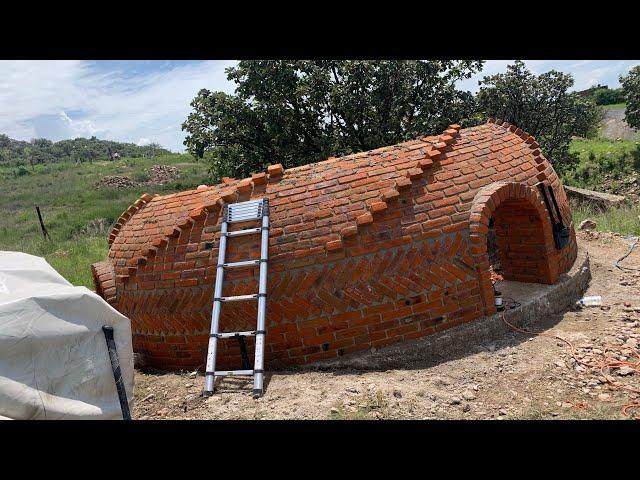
[0,60,237,151]
[136,137,151,146]
[2,60,640,152]
[458,60,640,93]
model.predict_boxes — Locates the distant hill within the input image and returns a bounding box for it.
[0,134,171,166]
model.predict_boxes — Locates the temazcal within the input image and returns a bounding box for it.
[93,119,578,371]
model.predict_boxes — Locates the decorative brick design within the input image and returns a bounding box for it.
[93,121,577,371]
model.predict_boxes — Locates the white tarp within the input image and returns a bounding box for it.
[0,251,133,419]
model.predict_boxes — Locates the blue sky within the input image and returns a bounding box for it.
[1,60,638,152]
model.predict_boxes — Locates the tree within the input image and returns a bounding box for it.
[476,61,601,171]
[182,60,484,180]
[620,65,640,130]
[592,87,625,106]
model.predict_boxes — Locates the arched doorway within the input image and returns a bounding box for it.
[469,182,558,316]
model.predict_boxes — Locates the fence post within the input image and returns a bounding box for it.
[35,206,50,240]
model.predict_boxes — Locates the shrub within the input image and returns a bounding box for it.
[593,88,625,106]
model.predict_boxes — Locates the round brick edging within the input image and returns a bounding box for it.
[307,245,591,372]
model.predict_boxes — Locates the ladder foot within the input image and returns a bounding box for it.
[252,389,263,399]
[203,390,215,397]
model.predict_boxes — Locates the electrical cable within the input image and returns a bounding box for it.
[500,313,640,418]
[614,236,640,272]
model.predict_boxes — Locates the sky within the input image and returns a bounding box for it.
[1,60,639,152]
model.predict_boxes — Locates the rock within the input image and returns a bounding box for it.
[146,165,179,185]
[498,409,507,416]
[462,390,476,401]
[579,219,597,231]
[598,393,611,401]
[393,389,402,398]
[624,302,632,308]
[565,186,625,210]
[142,394,155,402]
[463,404,471,413]
[617,366,634,376]
[189,371,198,379]
[330,407,339,414]
[185,383,194,388]
[450,396,462,405]
[96,175,139,189]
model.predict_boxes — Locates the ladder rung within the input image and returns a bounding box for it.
[210,370,254,377]
[215,331,256,338]
[225,228,262,237]
[223,259,260,269]
[219,294,259,302]
[227,217,261,225]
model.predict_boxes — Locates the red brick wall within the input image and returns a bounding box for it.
[93,119,578,371]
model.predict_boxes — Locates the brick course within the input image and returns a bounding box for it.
[92,119,577,371]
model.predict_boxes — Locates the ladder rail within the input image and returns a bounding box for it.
[253,208,269,397]
[204,208,228,394]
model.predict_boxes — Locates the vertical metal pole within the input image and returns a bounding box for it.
[204,206,228,396]
[253,199,269,398]
[102,325,131,420]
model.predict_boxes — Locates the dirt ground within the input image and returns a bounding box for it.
[601,107,639,141]
[133,232,640,420]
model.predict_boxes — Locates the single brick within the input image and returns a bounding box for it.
[381,188,400,201]
[369,201,388,213]
[341,225,359,237]
[326,239,343,251]
[252,172,268,185]
[268,164,284,176]
[356,212,374,225]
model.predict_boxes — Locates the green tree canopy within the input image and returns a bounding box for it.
[0,135,171,167]
[620,65,640,130]
[592,87,625,106]
[475,61,600,170]
[182,60,484,180]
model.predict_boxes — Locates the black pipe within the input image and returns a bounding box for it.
[102,325,132,420]
[547,185,565,227]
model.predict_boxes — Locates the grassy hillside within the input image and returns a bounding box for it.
[2,136,639,290]
[563,137,639,191]
[0,154,210,288]
[562,136,640,237]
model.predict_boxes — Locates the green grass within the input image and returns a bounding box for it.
[572,203,640,236]
[0,154,211,288]
[600,102,626,110]
[563,137,640,191]
[569,137,638,158]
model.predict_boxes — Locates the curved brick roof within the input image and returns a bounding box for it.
[103,118,561,284]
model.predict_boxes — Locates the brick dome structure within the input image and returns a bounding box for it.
[92,119,577,371]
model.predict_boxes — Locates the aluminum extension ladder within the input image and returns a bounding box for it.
[204,198,269,398]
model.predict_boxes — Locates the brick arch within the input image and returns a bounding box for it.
[469,181,558,316]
